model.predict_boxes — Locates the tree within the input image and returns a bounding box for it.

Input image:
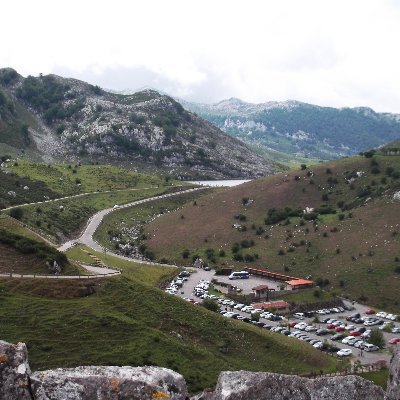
[10,207,23,220]
[202,299,219,313]
[369,328,385,348]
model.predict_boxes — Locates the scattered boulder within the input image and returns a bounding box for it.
[31,366,189,400]
[0,340,32,400]
[194,371,385,400]
[393,191,400,201]
[386,350,400,400]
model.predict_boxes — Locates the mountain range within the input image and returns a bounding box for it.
[0,68,275,179]
[181,97,400,164]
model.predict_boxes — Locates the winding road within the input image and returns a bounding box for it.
[57,187,208,267]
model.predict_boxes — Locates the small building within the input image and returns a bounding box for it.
[252,284,275,301]
[285,279,314,290]
[252,300,290,314]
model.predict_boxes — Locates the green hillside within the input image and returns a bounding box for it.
[143,153,400,311]
[0,249,338,393]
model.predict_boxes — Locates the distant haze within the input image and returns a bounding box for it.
[1,0,400,113]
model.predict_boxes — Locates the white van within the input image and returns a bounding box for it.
[229,271,250,280]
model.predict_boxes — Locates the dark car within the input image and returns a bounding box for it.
[304,311,314,318]
[263,324,273,330]
[331,333,345,341]
[316,329,329,336]
[355,327,366,333]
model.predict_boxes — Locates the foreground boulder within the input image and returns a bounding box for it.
[0,340,32,400]
[386,350,400,400]
[31,366,189,400]
[194,371,385,400]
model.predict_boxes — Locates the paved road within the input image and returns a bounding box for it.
[58,187,208,268]
[176,269,396,365]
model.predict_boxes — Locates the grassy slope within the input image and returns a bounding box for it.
[0,215,82,275]
[2,160,191,241]
[0,262,338,394]
[144,155,400,311]
[8,160,169,195]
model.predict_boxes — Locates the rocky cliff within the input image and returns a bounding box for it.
[0,68,276,179]
[0,339,398,400]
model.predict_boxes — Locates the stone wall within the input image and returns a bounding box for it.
[0,339,399,400]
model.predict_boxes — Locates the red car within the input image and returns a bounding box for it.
[335,326,345,332]
[350,331,362,336]
[327,324,336,329]
[388,338,400,345]
[289,322,297,328]
[366,309,376,315]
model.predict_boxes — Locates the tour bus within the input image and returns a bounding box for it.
[228,271,250,280]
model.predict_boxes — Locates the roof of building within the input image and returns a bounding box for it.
[252,301,290,309]
[285,279,314,286]
[252,285,270,291]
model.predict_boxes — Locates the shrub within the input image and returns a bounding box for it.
[181,249,190,259]
[301,164,307,170]
[321,193,329,201]
[202,299,219,312]
[369,329,385,348]
[219,250,226,257]
[233,254,244,261]
[278,249,285,256]
[9,208,23,220]
[231,243,240,253]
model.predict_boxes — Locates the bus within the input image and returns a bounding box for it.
[228,271,250,280]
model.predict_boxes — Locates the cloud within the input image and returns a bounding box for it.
[1,0,400,112]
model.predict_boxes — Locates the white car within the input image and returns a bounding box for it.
[362,330,372,338]
[305,325,317,332]
[342,336,356,344]
[364,343,379,352]
[294,322,308,329]
[234,303,245,310]
[392,327,400,334]
[376,311,387,318]
[313,342,323,349]
[337,348,352,357]
[241,306,254,313]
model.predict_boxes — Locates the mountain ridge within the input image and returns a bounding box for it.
[0,68,276,179]
[180,97,400,162]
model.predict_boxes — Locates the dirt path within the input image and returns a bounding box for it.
[0,263,121,279]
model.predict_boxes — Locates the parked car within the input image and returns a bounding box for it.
[366,309,376,315]
[376,311,387,318]
[342,336,356,344]
[392,327,400,334]
[388,338,400,345]
[337,348,352,357]
[335,326,345,332]
[364,343,379,352]
[331,333,345,341]
[316,329,329,336]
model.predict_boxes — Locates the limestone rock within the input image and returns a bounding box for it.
[194,371,385,400]
[0,340,32,400]
[31,365,189,400]
[386,350,400,400]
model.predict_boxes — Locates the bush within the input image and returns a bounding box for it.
[321,193,329,201]
[202,299,219,312]
[219,249,226,257]
[301,164,307,170]
[9,207,23,220]
[181,249,190,259]
[369,329,385,348]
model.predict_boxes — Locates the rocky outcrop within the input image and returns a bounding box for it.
[0,339,398,400]
[0,340,32,400]
[386,351,400,400]
[194,371,385,400]
[31,366,189,400]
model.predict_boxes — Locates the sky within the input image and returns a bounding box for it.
[2,0,400,112]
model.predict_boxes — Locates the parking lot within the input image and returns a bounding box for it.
[166,268,398,365]
[215,274,283,293]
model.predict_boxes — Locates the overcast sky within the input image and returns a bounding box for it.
[2,0,400,112]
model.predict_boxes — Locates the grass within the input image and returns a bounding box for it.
[0,272,339,393]
[8,160,172,196]
[281,288,335,305]
[66,244,177,287]
[143,154,400,312]
[358,369,389,390]
[5,186,184,242]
